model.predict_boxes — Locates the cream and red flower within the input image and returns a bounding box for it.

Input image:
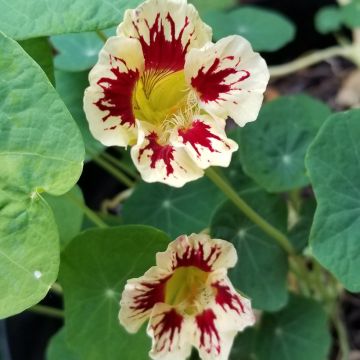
[119,234,255,360]
[84,0,269,187]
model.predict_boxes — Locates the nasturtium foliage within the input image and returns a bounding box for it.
[315,5,342,34]
[229,328,257,360]
[0,0,140,40]
[204,6,295,52]
[47,328,78,360]
[19,37,55,85]
[59,226,170,360]
[306,109,360,291]
[211,189,289,311]
[0,32,84,318]
[341,0,360,28]
[55,70,104,158]
[190,0,236,12]
[238,95,331,193]
[255,295,331,360]
[44,186,84,250]
[123,178,225,238]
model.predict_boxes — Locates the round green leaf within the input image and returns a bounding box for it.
[44,185,84,250]
[341,0,360,28]
[239,95,331,193]
[0,32,84,318]
[315,6,342,34]
[47,328,79,360]
[59,225,170,360]
[230,328,257,360]
[0,0,140,40]
[204,6,295,52]
[190,0,236,12]
[255,295,331,360]
[306,109,360,291]
[55,70,104,158]
[123,178,225,238]
[211,190,289,311]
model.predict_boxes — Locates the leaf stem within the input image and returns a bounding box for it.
[269,45,355,78]
[96,29,108,43]
[29,304,64,319]
[66,192,108,228]
[50,282,63,296]
[100,151,139,179]
[332,307,350,360]
[205,167,295,254]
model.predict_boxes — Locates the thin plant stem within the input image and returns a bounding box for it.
[96,29,108,43]
[29,304,64,319]
[92,155,135,188]
[205,168,295,254]
[66,192,108,229]
[100,151,139,179]
[269,45,355,78]
[332,307,350,360]
[51,282,63,296]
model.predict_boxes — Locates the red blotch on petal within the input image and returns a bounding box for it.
[196,309,221,354]
[178,120,224,157]
[152,308,183,352]
[213,281,245,314]
[95,56,139,127]
[191,57,250,103]
[138,132,175,176]
[133,13,192,72]
[173,241,221,272]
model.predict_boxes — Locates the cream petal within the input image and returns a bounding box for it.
[147,303,193,360]
[185,35,270,127]
[156,234,238,273]
[131,122,203,187]
[117,0,212,72]
[84,35,144,147]
[171,115,238,169]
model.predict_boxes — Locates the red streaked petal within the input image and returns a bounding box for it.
[174,116,238,169]
[118,0,212,72]
[148,304,192,360]
[212,281,244,314]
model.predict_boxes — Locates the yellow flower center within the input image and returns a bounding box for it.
[165,266,209,314]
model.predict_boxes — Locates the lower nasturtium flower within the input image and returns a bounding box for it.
[84,0,269,187]
[119,234,255,360]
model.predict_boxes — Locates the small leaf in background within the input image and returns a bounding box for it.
[123,178,225,238]
[0,32,84,318]
[238,95,331,193]
[255,295,331,360]
[306,109,360,291]
[51,28,115,72]
[211,190,289,311]
[19,37,55,85]
[341,0,360,28]
[47,328,79,360]
[189,0,236,12]
[44,185,84,250]
[55,70,104,159]
[204,6,295,52]
[0,0,140,40]
[315,5,342,34]
[59,226,170,360]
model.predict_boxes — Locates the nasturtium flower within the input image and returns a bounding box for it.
[119,233,254,360]
[84,0,269,187]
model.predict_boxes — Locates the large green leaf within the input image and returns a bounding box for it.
[123,178,225,238]
[341,0,360,28]
[0,32,84,318]
[59,226,170,360]
[0,0,140,40]
[190,0,236,12]
[55,70,104,158]
[238,95,331,193]
[211,189,289,311]
[306,109,360,291]
[47,328,79,360]
[230,328,257,360]
[44,185,84,250]
[255,295,331,360]
[204,6,295,51]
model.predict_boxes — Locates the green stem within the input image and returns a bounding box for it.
[92,155,135,188]
[269,45,354,78]
[100,151,139,179]
[205,168,295,254]
[96,29,108,43]
[51,282,63,296]
[332,307,350,360]
[66,192,108,228]
[29,304,64,319]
